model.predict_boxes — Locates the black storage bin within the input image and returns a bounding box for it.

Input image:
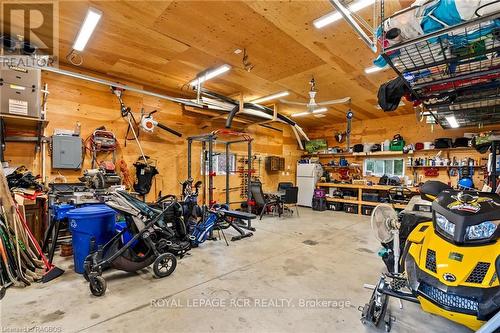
[361,205,374,216]
[362,192,379,202]
[453,137,469,148]
[353,144,364,152]
[434,138,452,148]
[341,189,357,200]
[312,197,327,211]
[343,203,358,214]
[327,201,343,211]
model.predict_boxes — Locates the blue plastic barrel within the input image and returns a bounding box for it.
[115,221,138,248]
[52,203,75,221]
[67,204,116,274]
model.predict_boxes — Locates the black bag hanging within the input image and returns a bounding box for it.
[377,77,409,112]
[133,157,158,195]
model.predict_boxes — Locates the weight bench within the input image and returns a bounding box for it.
[216,209,256,242]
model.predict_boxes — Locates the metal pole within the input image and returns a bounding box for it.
[225,142,230,206]
[208,137,214,206]
[126,113,147,164]
[202,141,207,206]
[330,0,377,53]
[0,118,4,162]
[37,65,201,107]
[247,140,255,230]
[492,141,497,193]
[187,138,192,179]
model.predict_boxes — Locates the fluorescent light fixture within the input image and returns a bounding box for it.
[73,7,102,52]
[190,64,231,86]
[446,115,460,128]
[313,107,327,113]
[292,107,328,117]
[365,65,388,74]
[251,91,289,104]
[313,0,375,29]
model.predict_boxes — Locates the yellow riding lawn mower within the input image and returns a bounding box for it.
[361,181,500,332]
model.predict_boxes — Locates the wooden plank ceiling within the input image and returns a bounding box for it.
[56,0,413,129]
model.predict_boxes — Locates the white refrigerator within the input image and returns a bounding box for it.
[296,163,323,207]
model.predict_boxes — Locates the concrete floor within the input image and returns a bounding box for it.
[2,208,470,333]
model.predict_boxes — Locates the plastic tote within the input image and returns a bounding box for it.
[67,205,116,274]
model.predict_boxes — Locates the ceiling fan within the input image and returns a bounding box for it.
[280,77,351,117]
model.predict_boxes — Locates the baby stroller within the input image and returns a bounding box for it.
[83,190,179,296]
[152,193,194,254]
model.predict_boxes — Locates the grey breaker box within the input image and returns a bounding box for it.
[0,66,41,118]
[52,135,83,169]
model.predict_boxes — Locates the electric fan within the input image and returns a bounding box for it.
[371,204,401,274]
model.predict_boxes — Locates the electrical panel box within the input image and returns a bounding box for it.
[0,66,41,118]
[52,135,83,169]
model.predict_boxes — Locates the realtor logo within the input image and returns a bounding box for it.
[1,1,58,66]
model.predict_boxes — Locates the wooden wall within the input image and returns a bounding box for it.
[306,113,500,188]
[3,71,302,205]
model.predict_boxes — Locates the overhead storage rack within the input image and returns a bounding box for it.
[381,10,500,129]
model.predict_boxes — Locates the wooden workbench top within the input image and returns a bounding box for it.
[316,182,419,192]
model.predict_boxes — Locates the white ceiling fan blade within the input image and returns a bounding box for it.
[316,97,351,105]
[279,99,308,106]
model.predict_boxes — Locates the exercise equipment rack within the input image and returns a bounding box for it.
[187,129,255,231]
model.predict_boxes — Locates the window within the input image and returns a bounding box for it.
[364,158,405,177]
[201,152,236,175]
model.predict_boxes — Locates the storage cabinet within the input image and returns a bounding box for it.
[23,198,47,245]
[265,156,285,172]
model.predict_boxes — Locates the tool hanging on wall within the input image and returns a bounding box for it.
[111,87,182,156]
[140,110,182,137]
[111,87,144,153]
[346,109,353,150]
[334,131,346,143]
[85,127,117,169]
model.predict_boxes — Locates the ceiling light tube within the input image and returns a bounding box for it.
[313,0,375,29]
[251,91,289,104]
[446,115,460,128]
[291,112,309,117]
[364,65,387,74]
[190,64,231,86]
[312,107,328,113]
[73,7,102,52]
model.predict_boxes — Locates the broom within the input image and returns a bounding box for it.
[15,206,64,283]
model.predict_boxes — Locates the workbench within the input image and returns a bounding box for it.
[316,182,419,212]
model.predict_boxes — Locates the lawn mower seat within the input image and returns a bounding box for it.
[419,181,452,202]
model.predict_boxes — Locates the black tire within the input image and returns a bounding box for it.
[153,253,177,278]
[89,276,106,297]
